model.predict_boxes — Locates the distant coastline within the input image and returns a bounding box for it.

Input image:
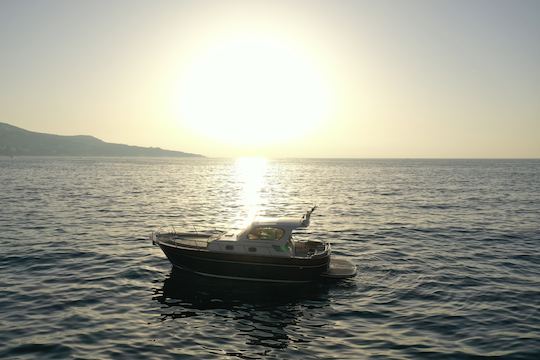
[0,122,203,157]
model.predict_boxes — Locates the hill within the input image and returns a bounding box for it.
[0,122,202,157]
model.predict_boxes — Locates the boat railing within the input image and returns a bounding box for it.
[292,240,329,258]
[152,226,224,249]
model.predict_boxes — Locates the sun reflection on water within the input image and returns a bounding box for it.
[234,157,268,227]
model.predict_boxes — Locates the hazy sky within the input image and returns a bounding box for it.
[1,0,539,158]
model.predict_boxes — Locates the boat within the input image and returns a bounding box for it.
[151,207,356,283]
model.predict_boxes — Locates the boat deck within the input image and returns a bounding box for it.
[320,258,357,279]
[153,232,217,250]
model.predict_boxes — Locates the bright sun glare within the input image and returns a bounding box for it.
[175,34,332,147]
[235,156,267,226]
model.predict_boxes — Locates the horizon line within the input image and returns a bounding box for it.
[1,155,539,160]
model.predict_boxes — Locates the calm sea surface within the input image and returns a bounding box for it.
[0,157,539,359]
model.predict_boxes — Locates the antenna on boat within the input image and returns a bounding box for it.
[301,205,317,227]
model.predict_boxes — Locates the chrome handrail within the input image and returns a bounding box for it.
[152,226,226,250]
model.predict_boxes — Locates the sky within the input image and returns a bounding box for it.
[1,0,539,158]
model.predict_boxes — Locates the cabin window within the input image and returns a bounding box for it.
[272,244,289,252]
[247,227,285,241]
[225,245,234,250]
[248,247,257,252]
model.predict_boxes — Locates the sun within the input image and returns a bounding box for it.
[174,34,332,147]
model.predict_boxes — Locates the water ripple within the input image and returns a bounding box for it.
[1,158,539,359]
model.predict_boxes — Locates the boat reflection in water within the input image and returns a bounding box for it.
[153,267,345,353]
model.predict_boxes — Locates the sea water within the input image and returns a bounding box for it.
[0,157,538,359]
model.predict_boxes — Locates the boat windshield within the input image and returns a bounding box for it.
[247,227,285,241]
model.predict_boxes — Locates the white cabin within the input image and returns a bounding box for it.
[207,207,320,257]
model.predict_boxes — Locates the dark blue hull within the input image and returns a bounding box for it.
[158,243,330,283]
